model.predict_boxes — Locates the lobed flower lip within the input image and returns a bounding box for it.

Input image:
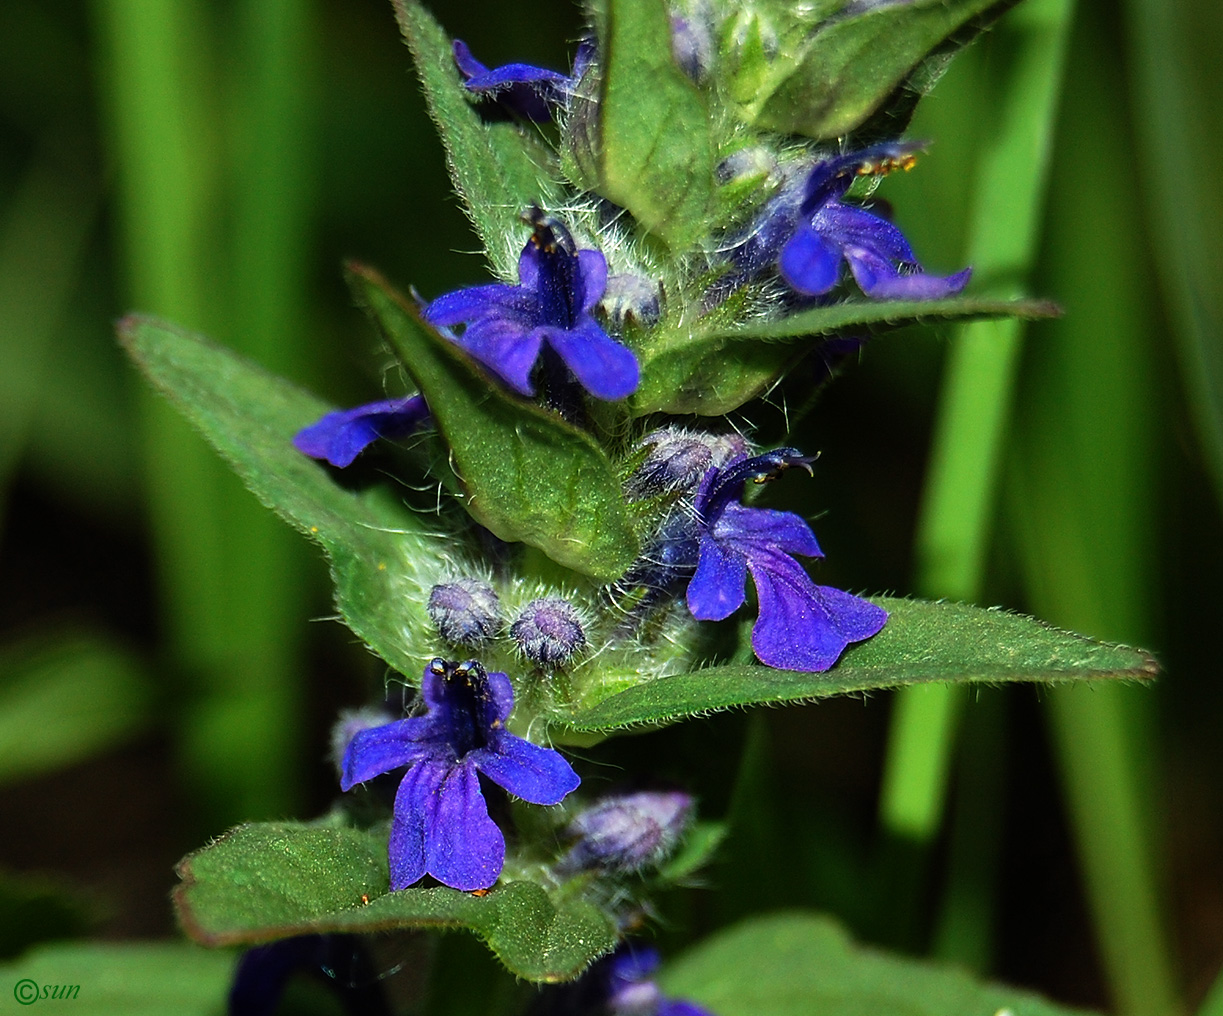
[686,449,888,671]
[340,658,580,892]
[424,211,640,402]
[292,394,429,468]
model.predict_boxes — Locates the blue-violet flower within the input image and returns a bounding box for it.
[425,213,640,401]
[729,143,971,301]
[341,658,580,891]
[293,394,429,468]
[425,212,639,401]
[452,39,590,122]
[687,449,888,671]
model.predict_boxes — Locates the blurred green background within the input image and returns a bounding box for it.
[0,0,1220,1014]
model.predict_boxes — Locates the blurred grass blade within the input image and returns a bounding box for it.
[0,136,98,530]
[1198,967,1223,1016]
[0,632,150,786]
[1006,6,1180,1009]
[1122,0,1223,513]
[91,0,227,688]
[185,0,321,819]
[879,0,1074,850]
[93,0,309,820]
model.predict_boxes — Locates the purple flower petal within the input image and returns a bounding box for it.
[778,222,842,296]
[846,246,972,300]
[340,717,443,790]
[424,758,506,891]
[712,501,823,560]
[343,660,577,893]
[686,532,747,621]
[451,39,570,122]
[451,39,488,80]
[292,395,429,468]
[425,283,536,327]
[817,202,917,264]
[473,733,581,805]
[389,757,505,891]
[746,549,887,671]
[542,320,640,400]
[576,249,608,313]
[659,1002,717,1016]
[456,316,545,396]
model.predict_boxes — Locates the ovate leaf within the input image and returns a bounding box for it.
[634,296,1059,415]
[174,823,618,983]
[392,0,560,279]
[349,264,640,581]
[598,0,715,249]
[662,912,1097,1016]
[753,0,1018,140]
[119,315,441,678]
[558,598,1156,733]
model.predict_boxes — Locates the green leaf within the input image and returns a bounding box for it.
[174,822,618,983]
[0,941,235,1016]
[634,296,1060,415]
[391,0,560,279]
[661,912,1097,1016]
[119,315,442,679]
[0,632,150,786]
[557,598,1157,733]
[349,264,640,581]
[598,0,715,248]
[751,0,1016,140]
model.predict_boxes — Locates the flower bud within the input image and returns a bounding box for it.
[560,790,694,874]
[670,0,715,82]
[626,429,713,499]
[600,273,662,329]
[427,580,502,647]
[626,428,751,499]
[510,597,587,667]
[716,146,778,189]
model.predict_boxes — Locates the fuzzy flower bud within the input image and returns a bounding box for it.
[560,790,694,874]
[428,580,503,648]
[510,597,587,667]
[626,428,751,499]
[600,273,662,329]
[670,0,715,82]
